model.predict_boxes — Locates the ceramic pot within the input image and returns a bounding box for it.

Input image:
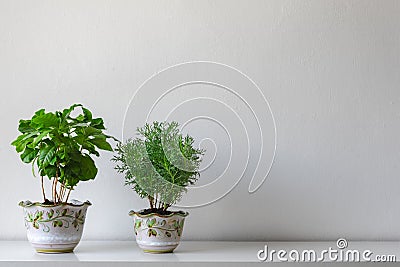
[129,210,188,253]
[19,199,91,253]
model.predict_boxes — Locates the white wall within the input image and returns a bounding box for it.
[1,0,399,241]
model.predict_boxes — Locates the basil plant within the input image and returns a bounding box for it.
[11,104,116,204]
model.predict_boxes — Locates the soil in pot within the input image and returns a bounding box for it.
[137,208,187,216]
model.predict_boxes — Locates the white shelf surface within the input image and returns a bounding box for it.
[0,241,400,266]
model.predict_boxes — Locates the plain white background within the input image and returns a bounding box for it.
[0,0,399,241]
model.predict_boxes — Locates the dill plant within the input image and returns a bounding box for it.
[112,121,204,212]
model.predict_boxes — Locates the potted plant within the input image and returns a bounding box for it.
[112,121,204,253]
[11,104,115,253]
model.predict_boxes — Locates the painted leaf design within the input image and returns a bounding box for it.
[35,211,43,220]
[151,229,157,236]
[47,209,54,219]
[147,218,156,227]
[135,219,141,230]
[53,220,63,227]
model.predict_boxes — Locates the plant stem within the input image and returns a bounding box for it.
[148,196,154,209]
[41,176,46,202]
[62,185,66,202]
[65,188,72,203]
[59,185,63,202]
[52,178,57,203]
[54,160,60,203]
[55,179,59,203]
[163,203,170,211]
[59,183,65,202]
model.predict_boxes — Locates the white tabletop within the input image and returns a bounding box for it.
[0,240,399,266]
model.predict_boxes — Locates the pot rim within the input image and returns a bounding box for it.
[18,199,92,208]
[129,209,189,218]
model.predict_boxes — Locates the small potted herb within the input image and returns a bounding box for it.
[112,121,204,253]
[11,104,115,253]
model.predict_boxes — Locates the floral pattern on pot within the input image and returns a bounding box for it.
[129,210,188,253]
[24,208,85,233]
[19,200,91,253]
[134,217,185,238]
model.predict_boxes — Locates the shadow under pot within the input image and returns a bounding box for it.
[19,200,91,253]
[129,210,188,253]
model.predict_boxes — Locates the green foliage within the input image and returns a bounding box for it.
[11,104,116,203]
[112,121,204,211]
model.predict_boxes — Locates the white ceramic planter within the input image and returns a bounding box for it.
[129,210,188,253]
[19,199,91,253]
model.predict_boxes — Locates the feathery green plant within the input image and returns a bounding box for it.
[112,121,204,212]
